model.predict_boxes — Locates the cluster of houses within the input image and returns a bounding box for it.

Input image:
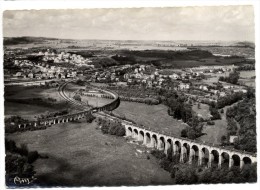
[88,63,247,103]
[12,59,81,80]
[38,50,94,68]
[89,64,192,89]
[6,49,247,102]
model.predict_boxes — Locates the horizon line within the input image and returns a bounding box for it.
[3,36,255,44]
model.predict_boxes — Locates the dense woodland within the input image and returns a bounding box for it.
[5,139,42,186]
[163,91,204,140]
[226,97,256,153]
[217,91,244,109]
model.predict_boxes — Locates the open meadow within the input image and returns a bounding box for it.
[6,120,173,186]
[112,101,187,137]
[5,86,63,101]
[4,86,76,120]
[192,103,210,120]
[238,71,255,87]
[239,71,255,78]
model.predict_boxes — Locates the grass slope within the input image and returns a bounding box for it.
[6,121,173,186]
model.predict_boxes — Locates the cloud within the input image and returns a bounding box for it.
[3,6,255,41]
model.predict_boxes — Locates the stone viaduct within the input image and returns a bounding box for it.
[17,82,120,128]
[5,79,60,87]
[15,81,257,170]
[123,122,257,169]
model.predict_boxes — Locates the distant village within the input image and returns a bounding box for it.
[4,49,248,102]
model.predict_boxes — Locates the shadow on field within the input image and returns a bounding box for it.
[35,153,173,187]
[35,154,99,187]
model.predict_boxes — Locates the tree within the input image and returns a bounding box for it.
[175,165,198,184]
[246,87,255,99]
[181,129,188,138]
[73,94,81,102]
[228,71,240,84]
[185,115,204,140]
[221,135,227,145]
[209,106,221,120]
[219,71,240,84]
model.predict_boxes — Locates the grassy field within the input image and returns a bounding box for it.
[6,120,173,186]
[192,103,211,120]
[238,71,255,87]
[4,86,74,120]
[202,72,230,85]
[82,94,224,142]
[112,101,187,137]
[198,104,232,145]
[82,96,112,107]
[80,90,187,137]
[65,83,113,107]
[199,119,227,145]
[5,102,60,120]
[238,78,255,87]
[239,71,255,78]
[5,86,64,102]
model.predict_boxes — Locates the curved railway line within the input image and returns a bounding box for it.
[14,80,256,168]
[58,81,88,110]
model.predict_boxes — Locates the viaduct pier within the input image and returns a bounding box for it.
[99,113,257,170]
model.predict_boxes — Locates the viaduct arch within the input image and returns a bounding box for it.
[123,123,257,169]
[17,81,120,129]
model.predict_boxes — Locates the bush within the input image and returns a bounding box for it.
[109,124,125,136]
[209,106,221,120]
[17,144,29,156]
[73,94,81,102]
[100,118,126,136]
[151,150,166,159]
[221,135,227,145]
[27,151,39,164]
[75,79,85,86]
[5,139,17,152]
[207,121,215,125]
[181,129,188,137]
[5,139,41,186]
[85,113,95,123]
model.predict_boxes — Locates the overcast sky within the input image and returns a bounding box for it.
[3,6,255,42]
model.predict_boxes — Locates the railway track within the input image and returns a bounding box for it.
[58,81,88,110]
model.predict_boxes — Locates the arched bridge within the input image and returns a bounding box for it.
[17,81,120,128]
[15,81,257,170]
[124,123,257,169]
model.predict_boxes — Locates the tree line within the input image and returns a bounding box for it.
[219,71,240,84]
[164,91,204,140]
[226,97,256,153]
